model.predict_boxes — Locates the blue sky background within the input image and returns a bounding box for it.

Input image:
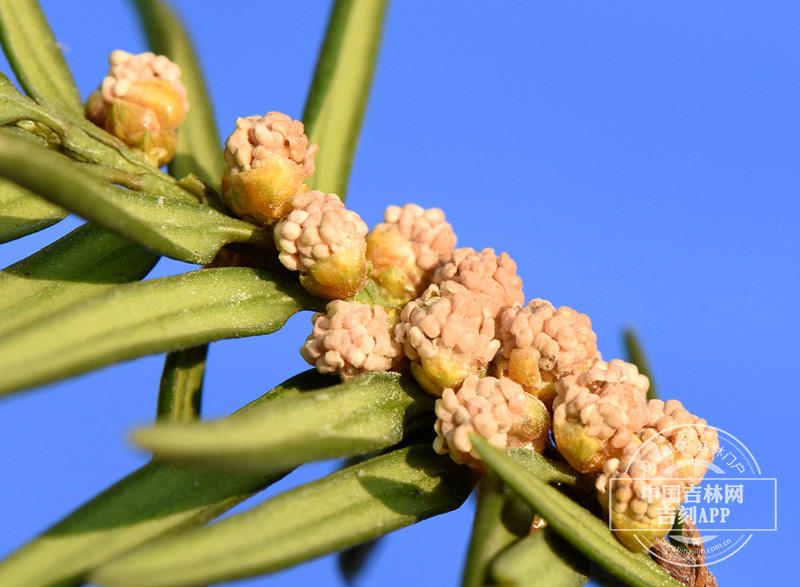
[1,1,798,585]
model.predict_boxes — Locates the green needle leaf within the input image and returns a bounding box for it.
[337,538,379,584]
[506,448,580,486]
[0,463,278,587]
[156,345,208,423]
[133,0,226,188]
[0,178,66,243]
[0,371,325,587]
[489,527,589,587]
[471,436,682,587]
[0,267,324,397]
[0,0,82,114]
[134,372,434,472]
[91,445,478,587]
[303,0,388,200]
[462,459,575,587]
[624,328,659,400]
[0,222,158,339]
[0,130,268,264]
[462,471,529,587]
